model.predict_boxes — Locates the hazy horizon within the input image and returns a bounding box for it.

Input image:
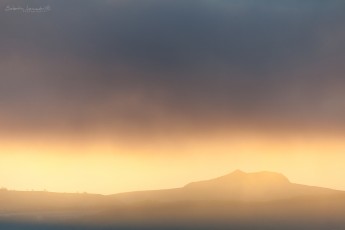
[1,168,345,195]
[1,170,345,230]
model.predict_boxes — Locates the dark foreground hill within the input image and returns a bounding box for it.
[1,170,345,230]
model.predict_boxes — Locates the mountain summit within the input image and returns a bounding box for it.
[113,170,341,202]
[184,170,290,189]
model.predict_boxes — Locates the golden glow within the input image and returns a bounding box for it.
[1,133,345,194]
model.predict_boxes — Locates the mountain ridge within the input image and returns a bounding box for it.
[1,170,343,206]
[1,170,345,229]
[111,170,343,203]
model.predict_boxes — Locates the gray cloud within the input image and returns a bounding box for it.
[1,0,345,138]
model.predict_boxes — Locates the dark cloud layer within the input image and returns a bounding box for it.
[1,0,345,138]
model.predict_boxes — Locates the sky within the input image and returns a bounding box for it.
[0,0,345,194]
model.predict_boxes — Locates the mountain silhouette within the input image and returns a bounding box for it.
[112,170,342,202]
[1,170,345,230]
